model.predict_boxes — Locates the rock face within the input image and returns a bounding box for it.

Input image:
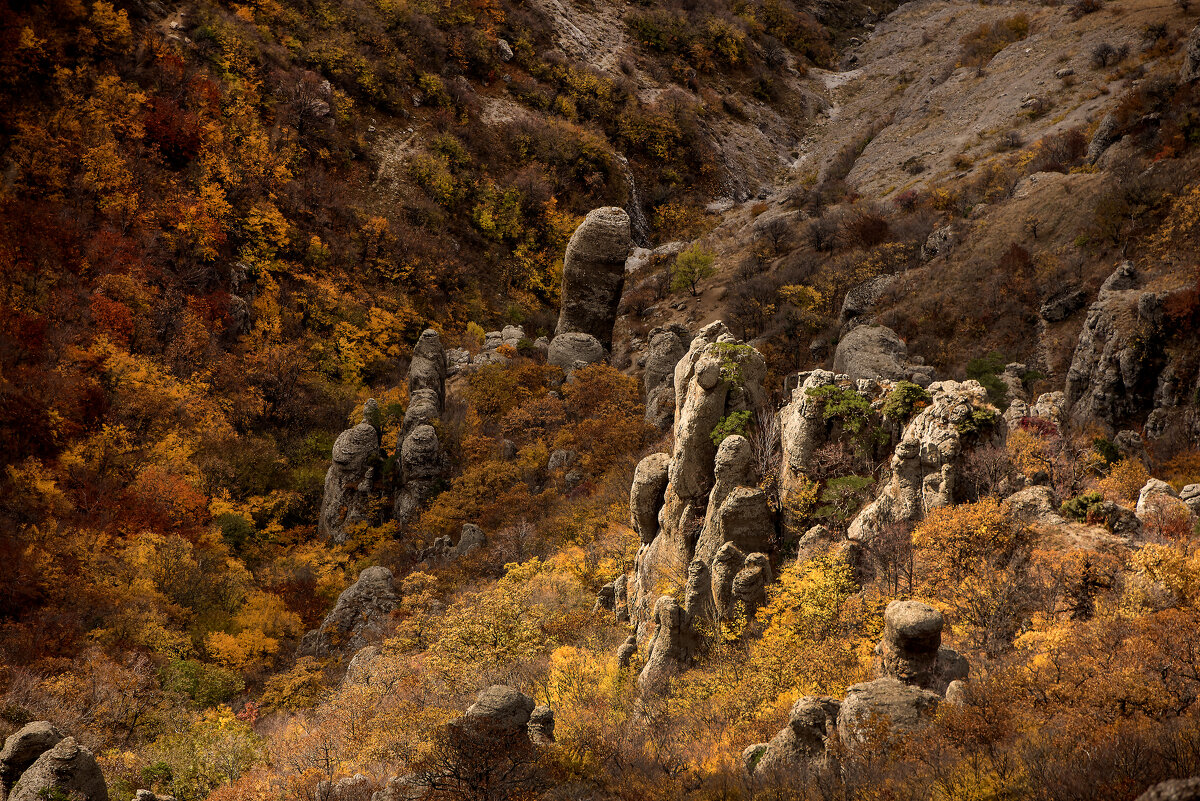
[299,566,399,658]
[849,380,1000,547]
[629,322,768,634]
[1183,25,1200,83]
[1,721,63,792]
[320,408,381,543]
[555,207,632,349]
[1136,478,1180,518]
[1065,263,1167,431]
[1138,777,1200,801]
[8,736,108,801]
[464,685,536,731]
[643,326,689,430]
[746,599,966,776]
[839,275,896,331]
[833,325,933,386]
[394,330,447,525]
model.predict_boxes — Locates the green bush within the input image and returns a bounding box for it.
[967,351,1010,408]
[711,410,753,446]
[1061,491,1105,522]
[881,381,932,424]
[161,659,245,709]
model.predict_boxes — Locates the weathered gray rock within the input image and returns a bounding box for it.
[1182,485,1200,517]
[320,412,381,543]
[1066,263,1166,429]
[839,275,896,330]
[401,425,441,482]
[921,225,957,261]
[1139,778,1200,801]
[749,696,841,776]
[1087,112,1121,164]
[454,523,486,557]
[643,327,689,430]
[464,686,536,732]
[638,596,688,692]
[630,453,670,543]
[1039,287,1088,322]
[1005,485,1067,527]
[555,207,632,349]
[402,389,441,435]
[409,329,447,407]
[850,380,999,545]
[9,736,108,801]
[133,791,179,801]
[796,525,836,562]
[1183,25,1200,83]
[0,721,63,793]
[875,600,968,693]
[1136,478,1180,519]
[834,325,910,381]
[836,677,940,745]
[695,487,773,567]
[731,553,772,618]
[299,566,398,658]
[343,646,382,687]
[527,706,555,745]
[547,332,606,370]
[616,634,638,668]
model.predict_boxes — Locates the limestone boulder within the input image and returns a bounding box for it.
[1138,778,1200,801]
[408,329,447,406]
[320,413,381,543]
[638,596,689,692]
[849,380,999,546]
[547,332,607,370]
[299,566,398,658]
[1066,263,1167,430]
[834,325,909,381]
[0,721,63,792]
[749,696,841,777]
[9,737,108,801]
[836,677,940,745]
[643,327,689,430]
[463,686,536,733]
[555,207,632,348]
[1136,478,1181,519]
[629,453,670,543]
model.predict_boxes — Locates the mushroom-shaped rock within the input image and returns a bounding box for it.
[836,677,940,746]
[548,332,607,370]
[299,566,399,658]
[877,601,942,684]
[710,542,746,618]
[8,737,108,801]
[556,207,632,348]
[630,453,670,543]
[0,721,63,792]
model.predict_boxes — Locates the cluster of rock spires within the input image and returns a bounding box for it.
[744,600,966,777]
[0,721,112,801]
[318,328,448,545]
[608,319,1010,692]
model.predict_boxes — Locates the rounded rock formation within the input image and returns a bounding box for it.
[555,207,632,349]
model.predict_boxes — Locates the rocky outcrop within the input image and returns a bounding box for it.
[1065,263,1168,431]
[1138,777,1200,801]
[132,791,178,801]
[299,566,398,658]
[464,685,536,731]
[833,325,933,386]
[642,326,689,430]
[1,722,63,793]
[1039,287,1088,323]
[1004,391,1067,432]
[1136,478,1180,518]
[1183,25,1200,83]
[849,380,1000,547]
[394,330,448,526]
[1005,485,1067,527]
[8,736,108,801]
[1183,485,1200,517]
[746,697,841,777]
[555,207,632,349]
[638,596,691,692]
[527,706,556,745]
[839,275,896,331]
[320,406,381,543]
[1087,112,1121,164]
[629,453,670,544]
[746,599,966,777]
